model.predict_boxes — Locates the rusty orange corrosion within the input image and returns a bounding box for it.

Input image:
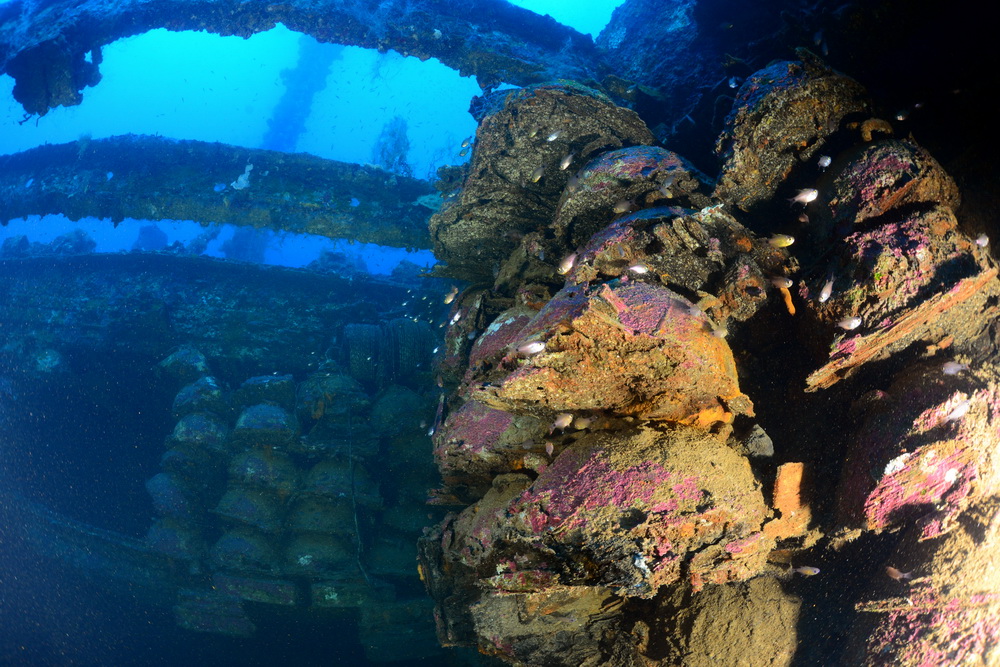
[806,268,998,391]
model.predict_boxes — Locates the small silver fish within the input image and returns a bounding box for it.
[449,309,463,325]
[459,147,469,157]
[557,252,577,275]
[628,264,649,275]
[559,152,575,170]
[552,413,573,431]
[817,155,832,170]
[572,416,594,430]
[517,340,546,356]
[976,234,990,248]
[819,277,834,303]
[566,174,580,193]
[545,441,555,456]
[942,361,968,376]
[461,136,472,148]
[837,316,862,330]
[546,130,562,142]
[895,110,909,122]
[793,566,820,576]
[790,189,819,204]
[728,76,739,89]
[444,285,459,304]
[613,199,634,214]
[769,234,795,248]
[946,399,970,422]
[885,566,912,581]
[770,276,793,289]
[529,166,545,183]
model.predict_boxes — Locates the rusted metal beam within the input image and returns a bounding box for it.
[0,0,600,116]
[0,134,437,249]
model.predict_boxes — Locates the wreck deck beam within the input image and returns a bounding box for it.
[0,0,599,116]
[0,134,436,249]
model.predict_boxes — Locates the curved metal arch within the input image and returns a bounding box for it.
[0,0,602,117]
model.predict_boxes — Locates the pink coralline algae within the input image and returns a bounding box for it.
[499,427,771,596]
[824,138,960,232]
[432,399,544,491]
[858,584,1000,666]
[838,369,999,537]
[863,444,976,535]
[463,304,538,374]
[552,145,713,248]
[805,206,977,354]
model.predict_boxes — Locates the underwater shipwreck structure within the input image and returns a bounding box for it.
[2,0,998,665]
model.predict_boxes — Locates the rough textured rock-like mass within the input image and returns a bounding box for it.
[418,48,1000,666]
[430,83,653,282]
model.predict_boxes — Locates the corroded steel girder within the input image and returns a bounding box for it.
[0,134,436,249]
[0,0,599,116]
